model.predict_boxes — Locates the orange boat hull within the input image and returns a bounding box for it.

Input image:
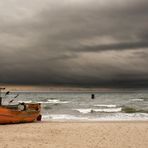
[0,103,41,124]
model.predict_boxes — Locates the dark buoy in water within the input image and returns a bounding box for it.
[91,94,95,99]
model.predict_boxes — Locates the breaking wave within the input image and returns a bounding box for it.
[18,99,69,104]
[74,107,122,114]
[131,99,144,102]
[42,113,148,121]
[42,114,89,120]
[47,99,69,104]
[94,104,117,108]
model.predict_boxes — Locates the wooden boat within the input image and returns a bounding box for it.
[0,103,42,124]
[0,88,42,124]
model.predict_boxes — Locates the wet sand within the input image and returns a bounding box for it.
[0,121,148,148]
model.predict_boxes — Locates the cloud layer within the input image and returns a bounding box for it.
[0,0,148,88]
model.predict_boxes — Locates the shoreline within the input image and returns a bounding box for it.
[41,120,148,123]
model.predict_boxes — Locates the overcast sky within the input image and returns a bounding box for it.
[0,0,148,88]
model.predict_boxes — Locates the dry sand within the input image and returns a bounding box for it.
[0,121,148,148]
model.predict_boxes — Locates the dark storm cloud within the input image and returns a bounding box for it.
[77,41,148,52]
[0,0,148,88]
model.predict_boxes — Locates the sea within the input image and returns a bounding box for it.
[2,91,148,121]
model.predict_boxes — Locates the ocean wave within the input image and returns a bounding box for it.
[98,113,148,121]
[74,109,91,114]
[122,106,148,113]
[47,99,69,104]
[42,114,89,120]
[37,101,52,104]
[94,104,117,108]
[74,108,122,114]
[18,100,32,103]
[131,99,144,102]
[42,113,148,121]
[18,100,51,104]
[94,108,122,112]
[18,100,69,104]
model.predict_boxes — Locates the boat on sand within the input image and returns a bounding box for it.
[0,88,42,124]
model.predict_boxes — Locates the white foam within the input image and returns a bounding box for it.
[74,109,92,114]
[94,108,122,112]
[37,101,52,104]
[18,100,49,104]
[18,100,69,104]
[42,113,148,121]
[42,114,89,120]
[47,99,69,104]
[94,104,117,108]
[18,100,32,103]
[97,113,148,121]
[131,99,144,102]
[74,107,122,114]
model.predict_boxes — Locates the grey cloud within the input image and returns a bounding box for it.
[0,0,148,88]
[77,42,148,52]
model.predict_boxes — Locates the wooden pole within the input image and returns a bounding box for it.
[91,93,95,99]
[0,88,5,106]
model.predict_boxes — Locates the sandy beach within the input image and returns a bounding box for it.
[0,121,148,148]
